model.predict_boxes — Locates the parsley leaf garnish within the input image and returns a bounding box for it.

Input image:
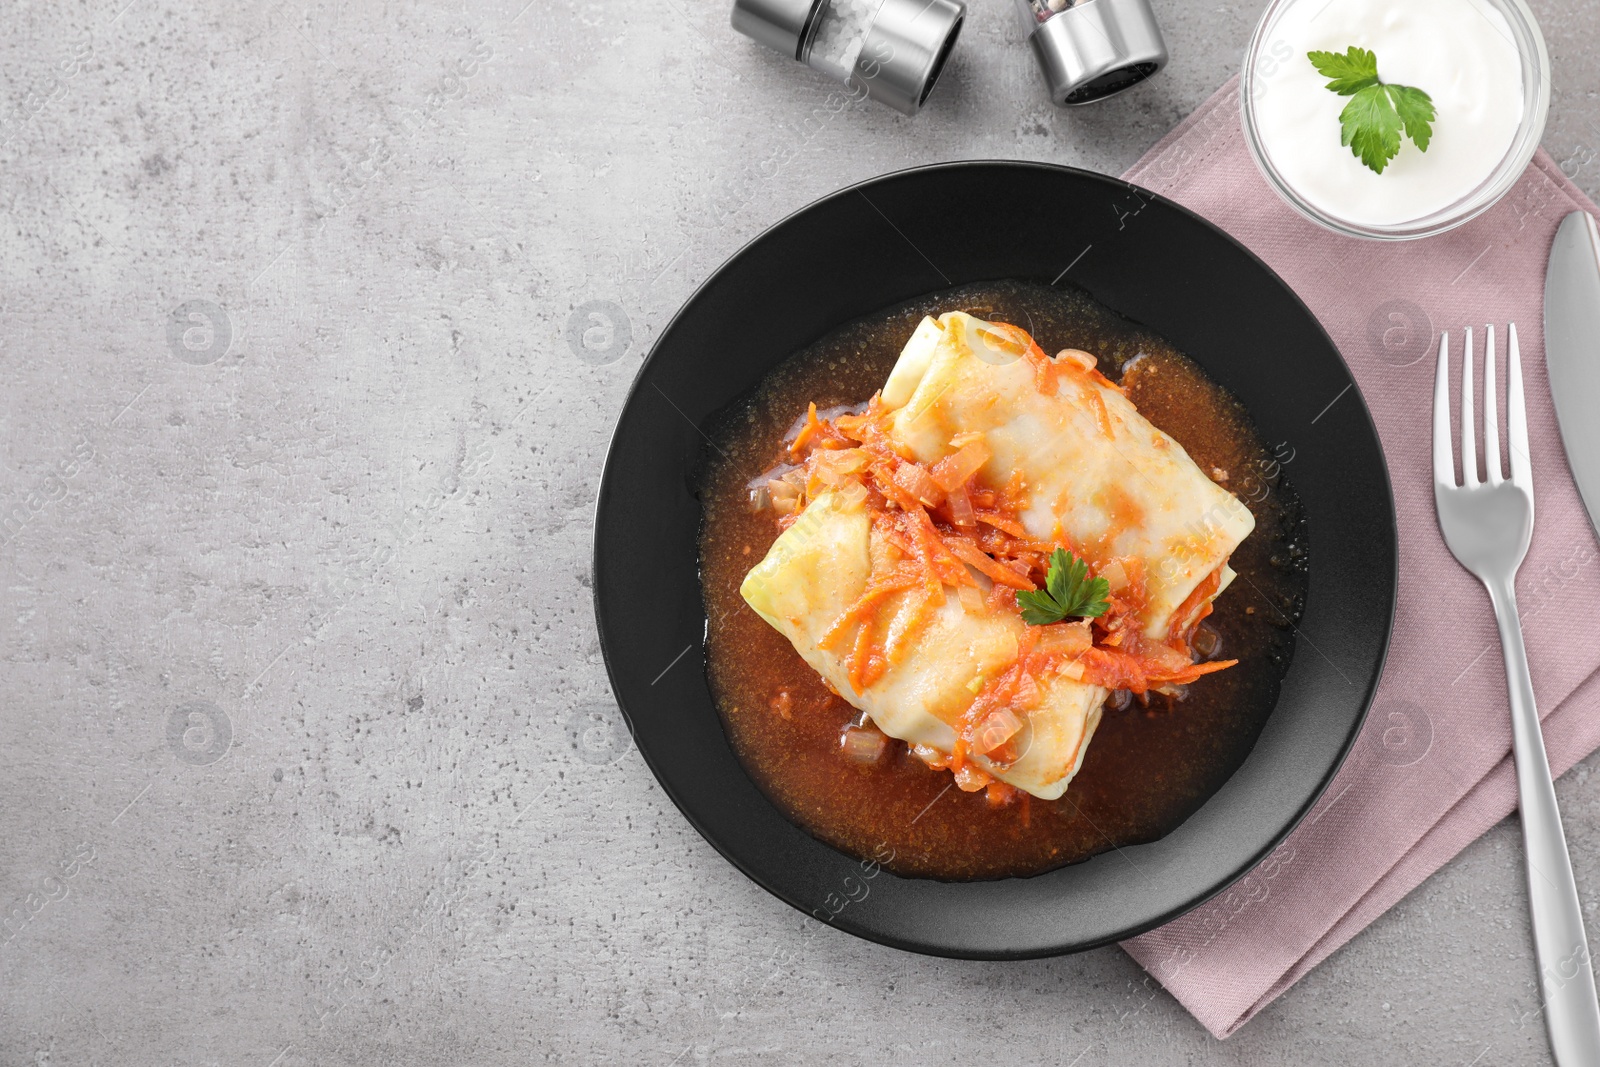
[1386,83,1435,152]
[1341,83,1403,174]
[1307,44,1381,94]
[1016,548,1110,626]
[1307,47,1435,175]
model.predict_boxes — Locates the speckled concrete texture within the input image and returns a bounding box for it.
[2,0,1599,1063]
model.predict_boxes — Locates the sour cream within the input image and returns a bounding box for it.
[1249,0,1524,227]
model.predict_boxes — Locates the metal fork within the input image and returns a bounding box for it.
[1434,324,1600,1066]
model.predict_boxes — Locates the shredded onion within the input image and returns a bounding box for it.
[946,483,976,527]
[952,761,994,792]
[809,447,868,487]
[835,479,868,509]
[768,478,801,516]
[839,725,888,765]
[892,462,944,507]
[931,440,991,492]
[973,708,1023,756]
[956,581,987,615]
[1036,619,1092,657]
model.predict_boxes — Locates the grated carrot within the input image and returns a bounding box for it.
[787,402,822,455]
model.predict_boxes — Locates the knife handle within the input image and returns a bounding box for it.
[1489,576,1600,1067]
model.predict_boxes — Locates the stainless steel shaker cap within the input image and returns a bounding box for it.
[852,0,965,113]
[731,0,816,58]
[731,0,966,115]
[1024,0,1167,106]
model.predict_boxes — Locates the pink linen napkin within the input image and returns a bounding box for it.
[1118,75,1600,1038]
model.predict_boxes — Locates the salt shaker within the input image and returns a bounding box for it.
[732,0,967,115]
[1016,0,1167,105]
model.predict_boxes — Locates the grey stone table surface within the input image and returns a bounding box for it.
[3,0,1600,1063]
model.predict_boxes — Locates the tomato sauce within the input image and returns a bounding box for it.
[697,280,1309,880]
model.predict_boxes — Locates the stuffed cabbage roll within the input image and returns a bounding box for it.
[741,487,1105,800]
[884,311,1254,643]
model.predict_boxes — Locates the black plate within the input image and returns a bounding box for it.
[593,161,1396,958]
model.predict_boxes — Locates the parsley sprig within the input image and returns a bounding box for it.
[1016,548,1110,626]
[1306,46,1435,175]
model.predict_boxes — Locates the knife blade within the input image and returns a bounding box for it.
[1545,210,1600,539]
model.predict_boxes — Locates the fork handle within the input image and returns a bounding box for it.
[1488,576,1600,1066]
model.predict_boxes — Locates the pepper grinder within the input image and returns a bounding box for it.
[732,0,967,115]
[1016,0,1167,105]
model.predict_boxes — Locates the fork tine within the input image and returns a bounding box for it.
[1461,327,1479,485]
[1433,331,1455,488]
[1484,324,1502,485]
[1508,322,1532,489]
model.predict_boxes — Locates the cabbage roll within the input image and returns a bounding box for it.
[884,311,1255,642]
[741,488,1106,800]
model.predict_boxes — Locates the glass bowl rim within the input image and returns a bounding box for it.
[1239,0,1552,241]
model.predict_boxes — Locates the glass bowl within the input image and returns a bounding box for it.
[1240,0,1550,240]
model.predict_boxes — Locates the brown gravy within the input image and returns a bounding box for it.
[697,280,1308,880]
